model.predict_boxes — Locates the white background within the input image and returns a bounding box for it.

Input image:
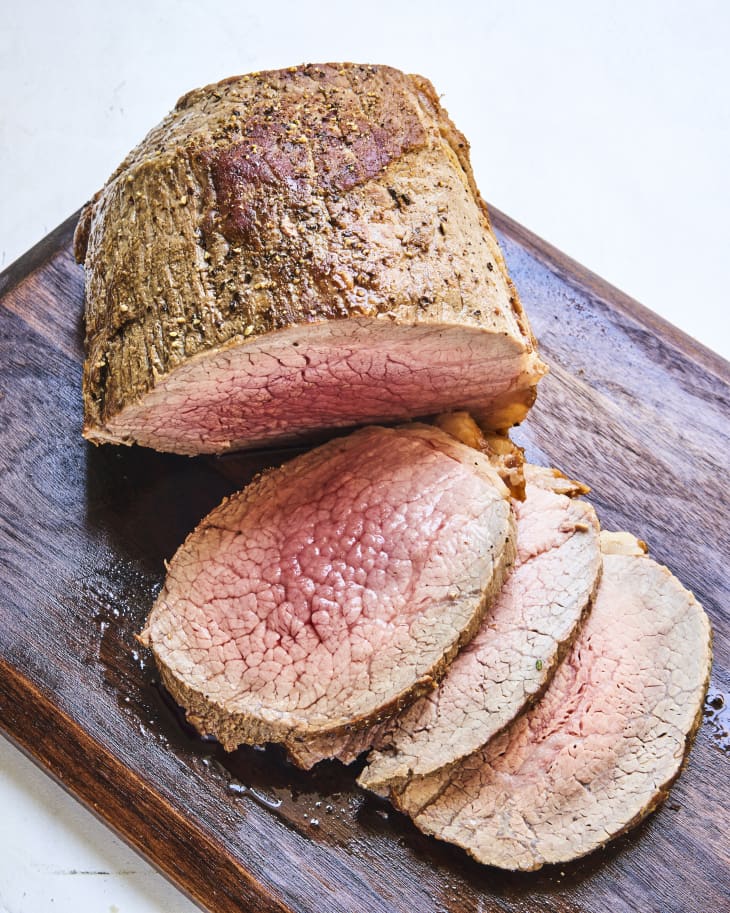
[0,2,728,911]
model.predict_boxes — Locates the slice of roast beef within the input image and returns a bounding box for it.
[285,464,601,777]
[401,532,712,871]
[75,63,546,455]
[139,424,515,749]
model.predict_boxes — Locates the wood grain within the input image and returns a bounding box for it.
[0,208,728,913]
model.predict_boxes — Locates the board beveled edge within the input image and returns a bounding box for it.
[490,206,730,383]
[0,660,290,913]
[0,212,80,301]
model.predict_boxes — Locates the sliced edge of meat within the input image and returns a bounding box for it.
[356,464,602,794]
[139,423,515,750]
[285,463,600,776]
[401,532,712,870]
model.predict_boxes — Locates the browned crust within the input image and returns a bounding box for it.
[73,193,99,264]
[408,73,537,350]
[77,63,546,447]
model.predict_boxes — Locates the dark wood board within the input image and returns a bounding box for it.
[0,208,728,913]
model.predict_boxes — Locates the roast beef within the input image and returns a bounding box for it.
[75,63,546,455]
[285,465,601,780]
[139,424,515,748]
[401,532,712,870]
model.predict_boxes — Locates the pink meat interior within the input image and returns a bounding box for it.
[353,472,600,786]
[411,550,711,869]
[148,426,508,731]
[109,320,533,453]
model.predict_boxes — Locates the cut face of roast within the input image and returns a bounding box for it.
[402,534,712,870]
[93,321,542,455]
[76,63,546,455]
[285,465,601,777]
[139,424,515,749]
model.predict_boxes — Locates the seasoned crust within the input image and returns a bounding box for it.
[409,73,535,348]
[77,63,546,451]
[73,193,99,264]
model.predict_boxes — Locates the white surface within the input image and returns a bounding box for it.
[0,2,728,911]
[0,736,196,912]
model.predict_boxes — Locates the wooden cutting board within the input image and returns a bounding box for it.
[0,209,728,913]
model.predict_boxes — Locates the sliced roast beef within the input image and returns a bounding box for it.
[139,424,515,749]
[75,63,546,455]
[285,464,601,778]
[360,465,601,794]
[401,532,712,871]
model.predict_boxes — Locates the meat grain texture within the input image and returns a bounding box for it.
[359,465,602,795]
[75,63,546,455]
[286,465,602,779]
[140,424,515,748]
[402,533,712,871]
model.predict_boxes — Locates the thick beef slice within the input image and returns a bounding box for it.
[76,63,546,455]
[139,424,515,749]
[286,465,600,777]
[359,466,601,794]
[403,533,712,870]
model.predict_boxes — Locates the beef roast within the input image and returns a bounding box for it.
[401,532,712,870]
[285,465,601,779]
[139,424,515,748]
[75,63,546,455]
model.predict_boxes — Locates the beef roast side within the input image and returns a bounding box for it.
[139,424,516,749]
[402,532,712,871]
[285,465,601,777]
[75,63,547,456]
